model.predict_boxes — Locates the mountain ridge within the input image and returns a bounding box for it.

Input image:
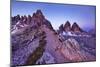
[11,10,96,66]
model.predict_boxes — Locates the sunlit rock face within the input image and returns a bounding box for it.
[11,10,96,66]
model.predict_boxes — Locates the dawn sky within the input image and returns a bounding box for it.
[11,0,96,30]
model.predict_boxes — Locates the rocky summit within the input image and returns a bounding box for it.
[11,10,96,66]
[64,21,71,32]
[58,21,83,34]
[71,22,83,32]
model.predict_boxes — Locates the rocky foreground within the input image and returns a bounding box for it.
[11,10,96,66]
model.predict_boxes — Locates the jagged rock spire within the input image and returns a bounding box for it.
[64,21,71,31]
[64,21,71,27]
[36,9,43,16]
[27,15,32,24]
[59,24,64,33]
[71,22,82,32]
[11,9,54,31]
[32,13,36,18]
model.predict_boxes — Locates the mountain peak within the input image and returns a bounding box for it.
[64,21,71,32]
[58,21,83,34]
[59,24,64,33]
[36,9,43,15]
[32,13,36,18]
[71,22,82,32]
[65,21,71,27]
[11,10,54,32]
[32,9,45,20]
[72,22,79,27]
